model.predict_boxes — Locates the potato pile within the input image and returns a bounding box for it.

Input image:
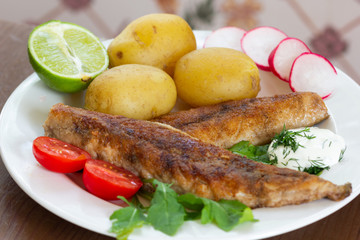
[85,13,260,120]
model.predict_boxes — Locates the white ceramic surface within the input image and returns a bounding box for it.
[1,32,360,240]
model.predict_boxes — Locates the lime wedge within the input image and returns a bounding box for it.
[28,20,109,93]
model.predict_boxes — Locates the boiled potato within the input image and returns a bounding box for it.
[174,47,260,107]
[85,64,177,120]
[107,13,196,77]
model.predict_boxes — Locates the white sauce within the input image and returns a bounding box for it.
[267,127,346,172]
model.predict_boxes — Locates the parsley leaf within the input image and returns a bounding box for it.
[176,192,204,220]
[229,141,274,164]
[110,180,256,240]
[178,194,257,232]
[147,179,185,236]
[109,197,146,240]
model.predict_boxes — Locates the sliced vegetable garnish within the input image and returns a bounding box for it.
[241,26,287,71]
[203,26,246,51]
[268,37,311,82]
[289,52,338,99]
[229,141,273,164]
[28,20,109,93]
[33,136,91,173]
[110,179,256,240]
[83,159,143,200]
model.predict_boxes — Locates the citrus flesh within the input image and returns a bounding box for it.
[28,20,109,93]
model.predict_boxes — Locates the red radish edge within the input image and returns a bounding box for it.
[268,37,311,82]
[289,52,338,99]
[241,26,287,71]
[203,26,247,51]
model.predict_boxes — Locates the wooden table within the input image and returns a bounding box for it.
[0,19,359,240]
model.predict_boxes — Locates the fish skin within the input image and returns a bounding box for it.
[43,103,351,208]
[153,92,329,148]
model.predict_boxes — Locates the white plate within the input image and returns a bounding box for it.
[1,31,360,240]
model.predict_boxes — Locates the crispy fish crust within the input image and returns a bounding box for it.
[43,103,351,208]
[153,92,330,148]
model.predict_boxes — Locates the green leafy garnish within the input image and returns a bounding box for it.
[176,192,204,221]
[110,179,256,240]
[302,158,330,175]
[229,141,274,164]
[147,180,185,236]
[271,126,315,152]
[178,193,256,232]
[303,166,330,175]
[339,148,346,161]
[109,197,146,240]
[229,128,331,176]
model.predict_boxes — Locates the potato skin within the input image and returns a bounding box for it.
[107,13,196,77]
[174,47,261,107]
[85,64,177,120]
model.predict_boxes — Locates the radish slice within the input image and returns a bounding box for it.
[289,52,338,99]
[241,26,287,71]
[268,37,311,82]
[203,26,246,51]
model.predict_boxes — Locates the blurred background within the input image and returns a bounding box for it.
[1,0,359,83]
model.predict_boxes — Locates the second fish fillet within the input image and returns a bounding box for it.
[154,92,329,148]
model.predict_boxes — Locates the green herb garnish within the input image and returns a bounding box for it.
[146,180,185,235]
[271,126,315,152]
[178,193,256,232]
[229,141,274,164]
[228,127,332,176]
[339,148,346,161]
[110,179,256,240]
[302,158,330,175]
[303,166,330,175]
[109,197,146,240]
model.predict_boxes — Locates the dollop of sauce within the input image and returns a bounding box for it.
[267,127,346,172]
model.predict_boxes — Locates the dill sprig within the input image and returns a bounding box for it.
[339,148,346,161]
[303,158,330,175]
[271,126,315,152]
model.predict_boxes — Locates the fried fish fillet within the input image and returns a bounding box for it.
[43,103,351,208]
[153,92,329,148]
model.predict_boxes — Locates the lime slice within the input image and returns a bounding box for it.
[28,20,109,93]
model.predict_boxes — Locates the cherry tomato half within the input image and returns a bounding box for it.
[33,136,91,173]
[83,159,143,200]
